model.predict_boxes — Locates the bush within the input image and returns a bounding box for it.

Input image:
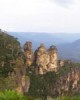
[0,90,27,100]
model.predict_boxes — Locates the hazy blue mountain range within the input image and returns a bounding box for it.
[8,32,69,45]
[8,32,80,62]
[57,39,80,62]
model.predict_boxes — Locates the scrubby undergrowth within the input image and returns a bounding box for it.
[0,90,35,100]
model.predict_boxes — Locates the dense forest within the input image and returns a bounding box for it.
[0,30,80,100]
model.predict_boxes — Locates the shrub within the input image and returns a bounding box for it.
[0,90,27,100]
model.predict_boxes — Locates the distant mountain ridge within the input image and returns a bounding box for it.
[8,32,80,45]
[8,32,80,62]
[57,39,80,62]
[8,32,69,49]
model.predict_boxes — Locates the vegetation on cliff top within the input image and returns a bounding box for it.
[0,30,21,77]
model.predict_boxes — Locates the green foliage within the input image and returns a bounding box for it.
[28,72,58,99]
[29,74,45,98]
[0,76,17,91]
[28,62,80,99]
[0,90,27,100]
[44,72,58,84]
[0,30,21,77]
[58,61,80,78]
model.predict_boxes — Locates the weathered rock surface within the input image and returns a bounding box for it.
[34,44,58,74]
[22,42,80,95]
[47,45,58,72]
[34,44,50,74]
[14,52,30,94]
[24,42,34,67]
[59,60,65,67]
[54,61,80,96]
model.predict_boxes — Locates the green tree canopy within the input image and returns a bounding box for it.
[0,30,21,77]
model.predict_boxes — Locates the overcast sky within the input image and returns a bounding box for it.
[0,0,80,33]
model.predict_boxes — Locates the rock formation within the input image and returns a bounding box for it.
[47,45,58,72]
[54,60,80,96]
[24,42,34,67]
[27,43,58,74]
[34,43,50,74]
[22,41,80,95]
[59,60,64,67]
[14,52,30,94]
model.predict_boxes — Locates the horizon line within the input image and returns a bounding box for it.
[8,31,80,34]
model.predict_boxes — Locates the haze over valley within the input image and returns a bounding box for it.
[9,32,80,62]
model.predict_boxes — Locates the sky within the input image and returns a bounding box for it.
[0,0,80,33]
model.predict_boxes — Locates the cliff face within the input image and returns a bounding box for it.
[24,42,58,74]
[56,64,80,96]
[23,42,80,96]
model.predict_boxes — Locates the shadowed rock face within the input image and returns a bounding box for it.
[14,52,30,95]
[24,42,34,67]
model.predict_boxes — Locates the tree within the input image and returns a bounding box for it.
[0,30,21,77]
[28,72,58,99]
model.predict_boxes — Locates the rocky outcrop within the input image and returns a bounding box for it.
[34,43,50,74]
[24,42,34,67]
[22,41,80,95]
[59,60,64,67]
[55,61,80,96]
[14,52,30,94]
[33,43,58,74]
[47,45,58,72]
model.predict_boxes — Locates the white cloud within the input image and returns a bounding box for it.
[0,0,80,33]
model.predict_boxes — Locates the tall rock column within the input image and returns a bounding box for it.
[24,42,34,67]
[35,44,50,74]
[47,45,58,72]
